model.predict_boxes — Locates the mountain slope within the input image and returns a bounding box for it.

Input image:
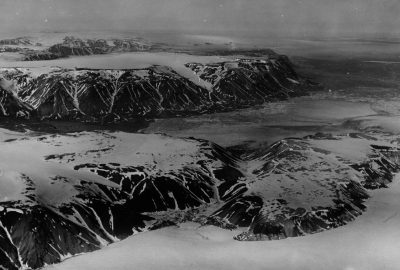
[0,55,311,122]
[0,75,32,118]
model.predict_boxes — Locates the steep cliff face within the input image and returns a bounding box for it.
[0,75,32,118]
[186,56,302,103]
[0,56,310,121]
[1,67,213,120]
[0,130,398,269]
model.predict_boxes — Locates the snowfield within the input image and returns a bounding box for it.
[46,174,400,270]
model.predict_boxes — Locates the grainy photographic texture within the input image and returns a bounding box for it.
[0,1,400,270]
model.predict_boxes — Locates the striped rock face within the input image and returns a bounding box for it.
[0,54,310,122]
[0,129,398,269]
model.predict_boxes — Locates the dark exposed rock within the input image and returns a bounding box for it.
[48,36,151,57]
[0,55,311,122]
[149,220,178,230]
[0,37,32,46]
[0,79,32,118]
[3,206,101,268]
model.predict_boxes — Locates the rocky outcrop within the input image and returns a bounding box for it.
[48,36,150,56]
[0,37,32,46]
[0,76,32,118]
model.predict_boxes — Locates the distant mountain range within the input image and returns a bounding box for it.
[0,36,151,61]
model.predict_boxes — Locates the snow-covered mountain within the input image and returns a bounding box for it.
[32,36,151,61]
[0,129,398,269]
[0,56,309,121]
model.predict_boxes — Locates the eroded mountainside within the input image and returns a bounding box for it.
[0,130,399,269]
[0,56,310,121]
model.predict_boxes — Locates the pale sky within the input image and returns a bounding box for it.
[0,0,399,37]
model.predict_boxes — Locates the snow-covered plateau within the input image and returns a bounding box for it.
[0,126,399,269]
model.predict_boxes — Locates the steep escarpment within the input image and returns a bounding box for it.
[0,130,399,269]
[186,56,302,103]
[1,67,213,120]
[0,56,310,121]
[0,76,32,118]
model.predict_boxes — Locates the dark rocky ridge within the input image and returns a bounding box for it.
[0,37,33,46]
[0,56,312,122]
[0,82,32,118]
[0,132,399,269]
[32,36,151,60]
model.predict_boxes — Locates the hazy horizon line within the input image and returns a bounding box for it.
[0,28,399,41]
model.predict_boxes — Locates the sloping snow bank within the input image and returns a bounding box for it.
[47,175,400,270]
